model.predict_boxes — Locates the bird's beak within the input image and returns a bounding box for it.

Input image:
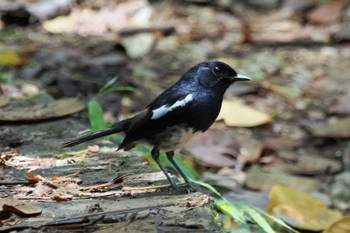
[234,74,251,82]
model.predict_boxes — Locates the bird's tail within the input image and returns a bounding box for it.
[61,120,129,148]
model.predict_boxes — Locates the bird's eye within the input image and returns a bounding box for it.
[212,66,220,75]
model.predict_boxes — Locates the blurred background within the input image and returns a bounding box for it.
[1,0,350,232]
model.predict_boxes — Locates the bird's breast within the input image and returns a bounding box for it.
[149,125,203,151]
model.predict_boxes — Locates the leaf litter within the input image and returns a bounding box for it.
[1,0,350,231]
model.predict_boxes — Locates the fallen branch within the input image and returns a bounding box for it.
[0,203,172,232]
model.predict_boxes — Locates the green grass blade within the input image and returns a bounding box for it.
[88,98,109,131]
[190,179,222,197]
[215,198,246,223]
[97,76,118,96]
[173,157,199,179]
[252,206,299,233]
[96,76,134,97]
[98,86,135,97]
[241,205,276,233]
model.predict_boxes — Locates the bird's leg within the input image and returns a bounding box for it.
[151,148,177,188]
[165,151,195,191]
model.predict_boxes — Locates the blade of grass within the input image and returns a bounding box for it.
[98,86,135,97]
[97,76,134,97]
[192,179,298,233]
[241,205,275,233]
[251,206,299,233]
[88,98,109,131]
[190,179,222,196]
[215,198,246,223]
[173,157,199,179]
[97,76,118,96]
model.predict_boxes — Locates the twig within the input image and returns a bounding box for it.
[0,203,172,232]
[118,25,175,36]
[0,180,34,185]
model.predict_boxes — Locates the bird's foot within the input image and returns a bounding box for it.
[173,183,197,193]
[154,182,197,194]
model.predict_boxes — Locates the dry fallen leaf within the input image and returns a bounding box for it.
[235,134,263,163]
[309,116,350,138]
[306,0,348,25]
[268,151,343,175]
[260,80,301,98]
[0,98,85,122]
[26,170,45,182]
[0,51,27,66]
[0,198,42,216]
[187,127,238,167]
[324,215,350,233]
[217,99,272,127]
[267,185,343,231]
[245,165,317,193]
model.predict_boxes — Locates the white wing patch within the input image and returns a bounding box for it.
[151,94,193,120]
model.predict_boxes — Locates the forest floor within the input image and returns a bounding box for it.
[1,0,350,232]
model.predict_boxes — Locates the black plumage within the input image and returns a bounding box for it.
[62,60,251,189]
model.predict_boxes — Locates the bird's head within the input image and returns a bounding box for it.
[192,60,251,89]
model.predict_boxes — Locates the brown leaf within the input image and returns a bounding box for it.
[187,126,239,168]
[306,0,349,25]
[50,171,81,181]
[26,169,58,189]
[309,116,350,138]
[274,151,342,175]
[0,98,85,122]
[0,198,42,216]
[245,165,317,193]
[235,134,263,164]
[26,170,44,182]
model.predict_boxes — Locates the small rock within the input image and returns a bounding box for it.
[87,53,127,66]
[21,83,40,96]
[331,171,350,210]
[121,33,155,59]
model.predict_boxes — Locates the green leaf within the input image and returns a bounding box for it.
[242,205,276,233]
[215,198,246,223]
[98,76,118,95]
[98,86,135,97]
[191,179,222,197]
[173,157,199,179]
[97,76,134,98]
[88,98,109,131]
[253,205,299,233]
[192,180,297,233]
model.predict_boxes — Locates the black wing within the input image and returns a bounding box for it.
[118,92,193,150]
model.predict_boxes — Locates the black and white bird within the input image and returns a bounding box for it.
[62,61,251,189]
